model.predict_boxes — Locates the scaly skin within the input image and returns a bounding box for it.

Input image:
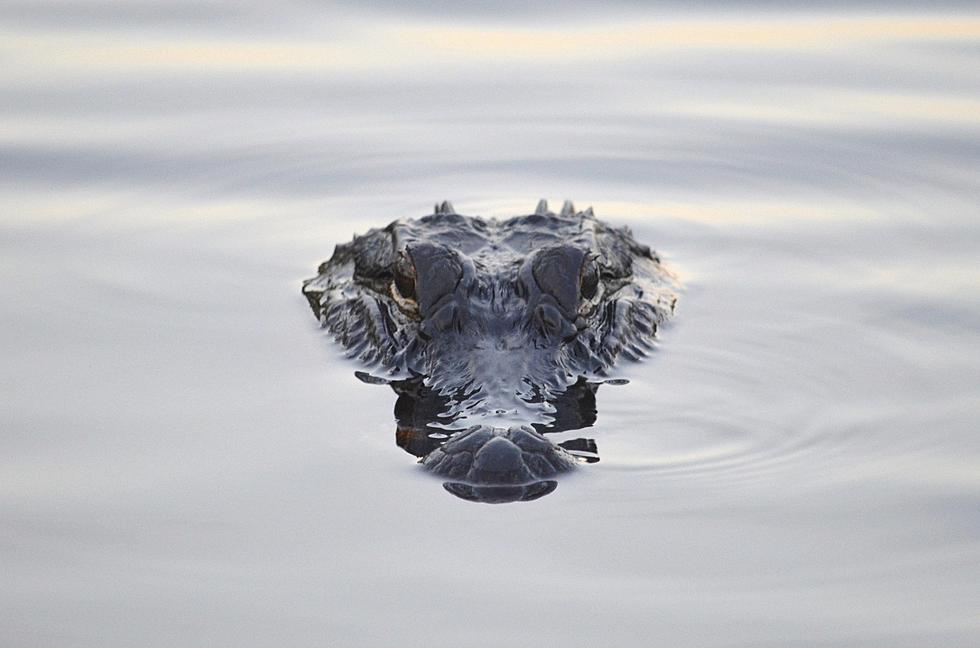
[303,200,677,502]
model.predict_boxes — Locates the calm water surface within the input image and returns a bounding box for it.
[2,3,979,647]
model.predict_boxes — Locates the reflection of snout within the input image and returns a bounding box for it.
[442,480,558,503]
[422,425,578,493]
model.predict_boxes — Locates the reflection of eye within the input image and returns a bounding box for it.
[580,260,599,300]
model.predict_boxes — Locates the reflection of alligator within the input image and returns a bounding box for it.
[303,200,676,502]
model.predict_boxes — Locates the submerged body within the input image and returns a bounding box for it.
[303,200,676,501]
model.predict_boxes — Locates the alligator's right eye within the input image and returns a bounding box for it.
[393,250,417,302]
[580,259,599,301]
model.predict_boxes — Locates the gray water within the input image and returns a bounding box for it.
[2,3,980,646]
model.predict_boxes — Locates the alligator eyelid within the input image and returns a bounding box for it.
[389,281,420,317]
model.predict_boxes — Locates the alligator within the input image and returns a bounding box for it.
[302,200,676,502]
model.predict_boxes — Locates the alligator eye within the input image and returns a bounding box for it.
[580,260,599,301]
[393,250,417,302]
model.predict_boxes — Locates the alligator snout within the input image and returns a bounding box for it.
[421,425,579,502]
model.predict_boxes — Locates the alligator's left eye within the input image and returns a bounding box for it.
[392,244,462,317]
[580,259,599,301]
[391,250,419,313]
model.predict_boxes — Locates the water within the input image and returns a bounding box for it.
[2,4,979,646]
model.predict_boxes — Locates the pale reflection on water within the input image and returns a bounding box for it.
[1,3,979,647]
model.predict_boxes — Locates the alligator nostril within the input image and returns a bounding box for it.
[443,425,494,453]
[423,425,579,488]
[507,425,553,453]
[473,436,524,473]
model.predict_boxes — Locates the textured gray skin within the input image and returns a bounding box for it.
[303,200,676,501]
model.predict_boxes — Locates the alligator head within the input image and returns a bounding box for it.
[302,200,676,502]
